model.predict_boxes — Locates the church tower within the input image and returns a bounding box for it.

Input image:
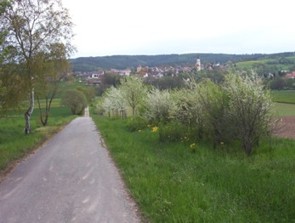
[195,58,201,71]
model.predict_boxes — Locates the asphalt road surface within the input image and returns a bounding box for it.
[0,117,141,223]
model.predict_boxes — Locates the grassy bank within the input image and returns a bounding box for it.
[92,115,295,222]
[0,102,75,173]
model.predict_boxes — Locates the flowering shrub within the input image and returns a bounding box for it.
[99,72,274,155]
[120,76,147,116]
[143,89,175,125]
[172,89,203,129]
[224,73,273,155]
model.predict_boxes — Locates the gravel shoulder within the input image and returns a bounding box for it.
[0,117,141,223]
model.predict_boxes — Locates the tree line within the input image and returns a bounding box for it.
[71,52,295,72]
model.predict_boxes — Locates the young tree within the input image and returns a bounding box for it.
[35,43,70,126]
[1,0,74,133]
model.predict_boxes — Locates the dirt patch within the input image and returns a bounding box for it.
[273,116,295,139]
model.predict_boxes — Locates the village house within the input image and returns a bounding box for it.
[285,71,295,79]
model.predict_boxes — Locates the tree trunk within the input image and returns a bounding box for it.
[37,93,55,127]
[24,89,34,134]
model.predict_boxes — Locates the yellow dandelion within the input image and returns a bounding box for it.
[189,143,197,153]
[190,143,196,148]
[152,126,159,133]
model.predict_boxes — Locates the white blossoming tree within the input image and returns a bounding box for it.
[102,86,127,118]
[120,76,147,116]
[224,73,273,155]
[143,88,176,124]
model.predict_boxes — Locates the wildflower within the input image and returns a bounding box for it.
[151,126,159,133]
[190,143,196,148]
[189,143,197,153]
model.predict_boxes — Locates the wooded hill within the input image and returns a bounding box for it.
[70,52,295,72]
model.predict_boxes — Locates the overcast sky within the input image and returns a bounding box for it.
[62,0,295,58]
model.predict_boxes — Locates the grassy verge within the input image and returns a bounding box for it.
[92,115,295,223]
[0,104,75,173]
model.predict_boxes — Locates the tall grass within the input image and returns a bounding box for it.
[0,102,75,172]
[93,115,295,223]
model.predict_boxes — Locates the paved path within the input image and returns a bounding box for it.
[0,117,140,223]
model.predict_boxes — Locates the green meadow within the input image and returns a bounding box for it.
[90,89,295,222]
[236,56,295,71]
[273,103,295,116]
[92,115,295,222]
[0,99,75,172]
[271,90,295,116]
[271,90,295,104]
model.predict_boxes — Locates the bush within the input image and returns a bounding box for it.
[171,89,204,140]
[143,89,175,125]
[101,87,127,118]
[76,86,96,103]
[197,80,232,148]
[99,72,274,156]
[61,90,87,115]
[224,73,273,155]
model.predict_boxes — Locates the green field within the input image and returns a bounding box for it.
[271,90,295,116]
[0,100,75,172]
[236,59,270,70]
[92,115,295,222]
[271,90,295,104]
[236,56,295,71]
[273,103,295,116]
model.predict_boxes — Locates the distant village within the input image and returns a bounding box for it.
[72,56,295,87]
[74,58,229,85]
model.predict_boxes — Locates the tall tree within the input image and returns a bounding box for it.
[0,0,74,133]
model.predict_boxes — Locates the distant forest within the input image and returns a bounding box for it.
[70,52,295,72]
